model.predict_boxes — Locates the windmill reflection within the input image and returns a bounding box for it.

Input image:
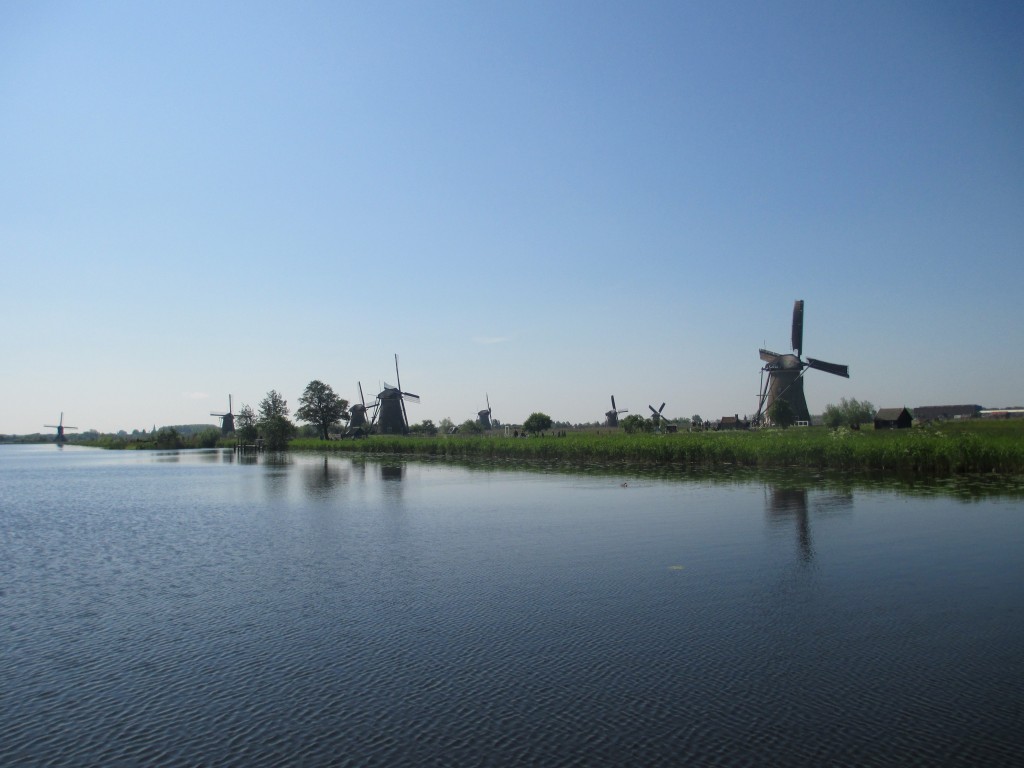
[765,483,853,563]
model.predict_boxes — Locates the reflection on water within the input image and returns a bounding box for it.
[764,485,854,562]
[301,456,350,496]
[1,445,1021,767]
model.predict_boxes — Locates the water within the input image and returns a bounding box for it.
[1,445,1022,766]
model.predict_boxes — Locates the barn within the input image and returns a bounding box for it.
[874,407,913,430]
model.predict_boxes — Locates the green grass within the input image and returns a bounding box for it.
[289,420,1024,476]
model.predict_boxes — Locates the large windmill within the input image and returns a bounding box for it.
[210,395,235,435]
[478,394,493,430]
[373,355,419,434]
[604,395,628,427]
[44,412,77,442]
[755,300,850,424]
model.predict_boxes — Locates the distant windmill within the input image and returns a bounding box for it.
[348,382,378,436]
[478,393,492,430]
[648,402,667,428]
[44,412,78,442]
[372,355,419,434]
[604,395,628,427]
[755,300,850,424]
[210,395,235,435]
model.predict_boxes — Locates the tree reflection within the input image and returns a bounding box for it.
[301,457,350,496]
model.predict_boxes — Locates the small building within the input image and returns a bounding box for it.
[874,407,913,430]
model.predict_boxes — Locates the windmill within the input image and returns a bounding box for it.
[648,402,668,429]
[347,382,377,436]
[373,354,419,434]
[755,300,850,424]
[604,395,628,427]
[44,412,78,442]
[210,395,235,435]
[478,394,492,430]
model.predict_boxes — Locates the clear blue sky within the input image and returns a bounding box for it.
[3,1,1022,435]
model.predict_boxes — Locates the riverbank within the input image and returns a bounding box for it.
[290,421,1024,476]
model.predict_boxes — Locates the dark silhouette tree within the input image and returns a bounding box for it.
[258,389,296,449]
[523,412,553,434]
[236,404,258,442]
[621,414,652,434]
[296,380,349,440]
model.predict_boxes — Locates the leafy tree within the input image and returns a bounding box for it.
[621,414,652,434]
[410,419,438,436]
[692,414,703,427]
[438,417,455,434]
[459,418,483,434]
[822,397,876,428]
[523,412,553,434]
[767,398,796,429]
[296,380,349,440]
[196,427,221,448]
[258,390,296,450]
[236,404,258,442]
[155,427,183,449]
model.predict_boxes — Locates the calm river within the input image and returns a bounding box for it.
[1,445,1022,766]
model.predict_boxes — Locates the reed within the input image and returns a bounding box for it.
[289,421,1024,476]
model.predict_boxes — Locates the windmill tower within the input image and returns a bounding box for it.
[374,354,419,434]
[755,300,850,424]
[210,395,235,435]
[604,395,628,427]
[478,393,492,430]
[44,412,77,442]
[348,382,377,435]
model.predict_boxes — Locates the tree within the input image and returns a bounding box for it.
[767,398,796,428]
[258,389,296,450]
[822,397,876,428]
[410,419,438,436]
[236,404,258,442]
[523,412,553,434]
[621,414,652,434]
[692,414,703,427]
[296,380,349,440]
[155,427,183,449]
[459,418,483,434]
[438,417,455,434]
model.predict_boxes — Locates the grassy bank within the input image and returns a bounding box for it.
[290,420,1024,476]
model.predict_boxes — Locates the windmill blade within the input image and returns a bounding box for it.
[806,358,850,378]
[401,391,420,403]
[791,300,804,357]
[760,348,783,363]
[358,382,366,410]
[649,405,658,415]
[611,395,617,411]
[486,393,490,412]
[659,403,666,414]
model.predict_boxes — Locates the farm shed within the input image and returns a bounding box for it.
[874,407,913,430]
